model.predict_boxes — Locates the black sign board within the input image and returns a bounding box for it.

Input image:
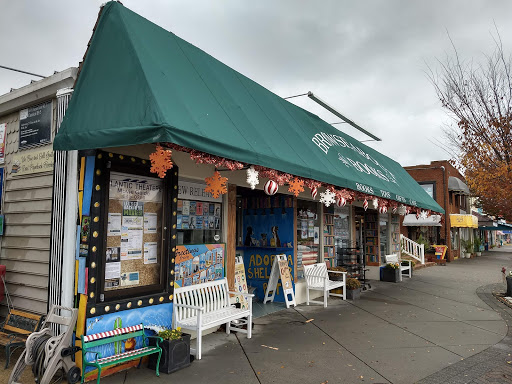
[19,101,52,150]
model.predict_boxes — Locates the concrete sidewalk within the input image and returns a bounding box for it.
[103,247,512,384]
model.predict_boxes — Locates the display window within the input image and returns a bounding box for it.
[379,213,389,261]
[297,200,320,279]
[177,179,222,245]
[84,151,178,316]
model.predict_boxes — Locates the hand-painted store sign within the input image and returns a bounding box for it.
[11,147,54,176]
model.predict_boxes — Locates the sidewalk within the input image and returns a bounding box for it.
[100,247,512,384]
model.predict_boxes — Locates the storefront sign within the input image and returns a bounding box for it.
[11,147,54,176]
[178,180,222,202]
[19,101,52,149]
[0,123,6,164]
[109,172,162,202]
[264,254,296,308]
[233,256,249,309]
[174,243,225,287]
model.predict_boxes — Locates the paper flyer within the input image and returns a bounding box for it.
[107,213,122,236]
[144,212,157,234]
[105,262,121,279]
[120,271,139,286]
[121,228,143,260]
[144,242,158,264]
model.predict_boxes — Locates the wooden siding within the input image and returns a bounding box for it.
[0,104,55,318]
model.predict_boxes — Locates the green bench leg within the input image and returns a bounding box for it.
[156,350,162,377]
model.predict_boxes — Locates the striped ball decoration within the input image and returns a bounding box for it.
[264,180,278,196]
[378,206,388,214]
[311,186,318,200]
[363,199,369,211]
[336,195,346,207]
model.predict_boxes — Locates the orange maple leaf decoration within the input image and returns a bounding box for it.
[288,177,305,197]
[149,145,173,178]
[205,171,228,198]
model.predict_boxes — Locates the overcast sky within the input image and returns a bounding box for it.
[1,0,511,166]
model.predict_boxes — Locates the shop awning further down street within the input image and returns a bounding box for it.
[403,214,442,227]
[450,214,478,228]
[53,2,443,214]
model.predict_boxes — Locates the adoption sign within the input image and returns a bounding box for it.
[174,243,225,287]
[109,172,162,202]
[11,147,54,176]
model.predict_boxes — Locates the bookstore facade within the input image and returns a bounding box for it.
[49,2,444,380]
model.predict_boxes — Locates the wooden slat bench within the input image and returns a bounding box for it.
[173,278,254,360]
[81,323,162,384]
[303,262,347,307]
[0,309,43,368]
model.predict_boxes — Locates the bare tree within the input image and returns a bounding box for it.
[428,31,512,220]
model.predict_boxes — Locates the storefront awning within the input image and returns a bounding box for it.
[403,214,442,227]
[448,177,470,195]
[450,214,478,228]
[479,223,512,231]
[53,2,443,214]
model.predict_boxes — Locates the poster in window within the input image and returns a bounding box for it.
[144,212,157,234]
[105,262,121,280]
[19,101,52,149]
[106,247,120,262]
[108,213,122,236]
[174,244,225,287]
[144,242,158,264]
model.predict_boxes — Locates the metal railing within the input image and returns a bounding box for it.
[400,234,425,264]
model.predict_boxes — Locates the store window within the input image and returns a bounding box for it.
[176,179,223,245]
[297,200,320,279]
[334,206,351,248]
[451,228,459,250]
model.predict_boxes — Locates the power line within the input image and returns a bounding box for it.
[0,65,45,78]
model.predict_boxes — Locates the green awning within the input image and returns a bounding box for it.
[54,2,444,214]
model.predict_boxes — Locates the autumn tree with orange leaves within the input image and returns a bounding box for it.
[429,34,512,220]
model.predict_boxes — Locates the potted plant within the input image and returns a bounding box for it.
[474,237,482,256]
[346,278,361,300]
[461,239,473,258]
[327,266,347,281]
[381,263,400,283]
[148,327,191,374]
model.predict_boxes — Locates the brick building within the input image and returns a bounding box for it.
[401,160,473,262]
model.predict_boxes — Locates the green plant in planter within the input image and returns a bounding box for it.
[461,239,474,254]
[474,237,482,252]
[385,262,400,270]
[158,327,183,341]
[346,278,361,290]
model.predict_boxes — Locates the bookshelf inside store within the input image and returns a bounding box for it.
[323,208,335,266]
[391,214,400,254]
[364,212,380,266]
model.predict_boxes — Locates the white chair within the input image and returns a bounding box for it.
[384,254,412,281]
[303,263,347,307]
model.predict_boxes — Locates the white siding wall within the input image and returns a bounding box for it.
[0,105,56,317]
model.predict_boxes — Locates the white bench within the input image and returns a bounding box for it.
[173,278,254,360]
[303,262,347,307]
[384,254,412,280]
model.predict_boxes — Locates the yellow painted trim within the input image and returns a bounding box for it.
[79,157,86,191]
[78,191,84,220]
[75,294,88,369]
[74,260,79,296]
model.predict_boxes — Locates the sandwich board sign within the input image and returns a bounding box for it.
[263,254,296,308]
[232,255,249,309]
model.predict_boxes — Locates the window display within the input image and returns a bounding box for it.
[297,200,320,279]
[177,179,223,245]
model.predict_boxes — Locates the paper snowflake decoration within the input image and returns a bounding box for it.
[246,166,259,189]
[288,177,305,197]
[205,171,228,198]
[149,145,173,178]
[372,198,379,210]
[419,210,428,220]
[319,189,336,207]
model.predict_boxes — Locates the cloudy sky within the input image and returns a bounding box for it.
[1,0,510,166]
